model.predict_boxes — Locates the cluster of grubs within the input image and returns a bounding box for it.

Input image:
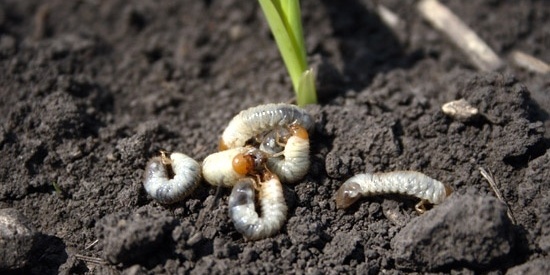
[144,103,313,240]
[143,103,453,241]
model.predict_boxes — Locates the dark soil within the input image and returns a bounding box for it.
[1,0,549,274]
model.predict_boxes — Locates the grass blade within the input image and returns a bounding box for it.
[281,0,307,64]
[297,68,317,106]
[258,0,316,106]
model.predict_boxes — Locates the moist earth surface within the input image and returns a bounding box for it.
[0,0,549,274]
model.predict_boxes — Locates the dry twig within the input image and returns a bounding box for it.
[417,0,503,72]
[84,239,99,250]
[510,51,550,74]
[479,167,517,224]
[75,254,107,265]
[374,4,408,43]
[375,4,403,32]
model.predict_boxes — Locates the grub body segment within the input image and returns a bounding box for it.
[143,152,201,204]
[221,103,314,149]
[228,175,287,240]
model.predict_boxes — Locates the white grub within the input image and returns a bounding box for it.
[441,98,479,121]
[143,152,201,204]
[219,103,314,150]
[228,173,287,240]
[202,146,268,187]
[335,171,453,213]
[264,124,310,184]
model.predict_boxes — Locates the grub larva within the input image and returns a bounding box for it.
[202,146,268,187]
[335,171,453,213]
[228,172,287,240]
[219,103,314,150]
[143,151,201,204]
[263,124,310,184]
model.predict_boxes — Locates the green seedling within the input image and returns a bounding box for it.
[258,0,317,106]
[52,181,63,197]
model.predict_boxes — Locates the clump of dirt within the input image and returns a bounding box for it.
[0,0,548,274]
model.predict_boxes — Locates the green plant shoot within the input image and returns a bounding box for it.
[52,181,62,196]
[258,0,317,106]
